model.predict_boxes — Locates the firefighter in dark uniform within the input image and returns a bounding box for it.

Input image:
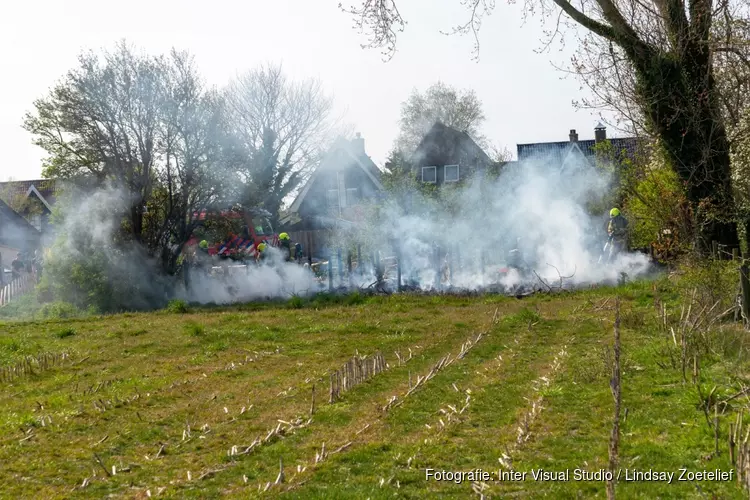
[607,208,629,256]
[278,232,301,263]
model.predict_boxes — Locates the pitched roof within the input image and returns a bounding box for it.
[410,121,492,166]
[287,136,383,214]
[0,178,59,210]
[0,198,40,249]
[516,137,642,165]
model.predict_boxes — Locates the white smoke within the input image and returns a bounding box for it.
[179,246,322,304]
[41,149,653,313]
[345,152,654,292]
[44,183,323,311]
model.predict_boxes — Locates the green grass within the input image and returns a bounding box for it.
[0,281,748,499]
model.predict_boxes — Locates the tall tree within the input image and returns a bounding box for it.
[396,81,486,154]
[224,63,338,227]
[23,41,234,274]
[340,0,748,252]
[153,50,232,273]
[23,40,163,244]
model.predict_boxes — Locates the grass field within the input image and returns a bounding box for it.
[1,280,749,499]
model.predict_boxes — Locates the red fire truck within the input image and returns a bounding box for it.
[183,205,280,266]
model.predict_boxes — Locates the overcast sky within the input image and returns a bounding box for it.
[0,0,619,182]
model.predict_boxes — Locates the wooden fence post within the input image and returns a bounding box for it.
[396,242,402,292]
[712,240,719,259]
[741,265,750,324]
[357,245,362,276]
[337,248,343,286]
[0,273,36,308]
[375,251,382,282]
[307,232,313,266]
[328,255,333,292]
[347,251,353,289]
[433,243,440,290]
[448,246,453,284]
[480,248,486,283]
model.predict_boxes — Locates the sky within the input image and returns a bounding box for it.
[0,0,621,182]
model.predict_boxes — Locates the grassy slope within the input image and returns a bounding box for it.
[0,283,747,499]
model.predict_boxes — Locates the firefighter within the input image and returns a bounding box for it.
[256,242,268,264]
[607,208,629,256]
[278,232,297,262]
[194,240,210,269]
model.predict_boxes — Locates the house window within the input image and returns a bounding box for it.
[444,164,459,182]
[422,166,437,183]
[327,189,339,212]
[346,188,359,206]
[31,214,42,230]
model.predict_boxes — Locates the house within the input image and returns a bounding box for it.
[0,198,40,279]
[411,121,493,186]
[0,179,59,245]
[516,124,644,171]
[281,133,384,257]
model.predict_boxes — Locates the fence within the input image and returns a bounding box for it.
[308,242,482,293]
[0,272,37,307]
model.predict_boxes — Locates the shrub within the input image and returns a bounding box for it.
[674,258,738,313]
[39,202,174,315]
[37,301,82,320]
[167,299,189,314]
[623,154,692,260]
[288,296,304,309]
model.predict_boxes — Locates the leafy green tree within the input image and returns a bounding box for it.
[24,40,163,244]
[23,43,233,275]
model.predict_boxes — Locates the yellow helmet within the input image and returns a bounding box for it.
[610,208,620,217]
[279,232,290,241]
[199,240,208,249]
[257,242,267,252]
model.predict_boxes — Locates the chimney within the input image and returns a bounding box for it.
[594,122,607,143]
[352,132,365,156]
[569,129,578,142]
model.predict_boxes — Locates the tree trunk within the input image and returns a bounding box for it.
[630,45,739,254]
[131,204,144,243]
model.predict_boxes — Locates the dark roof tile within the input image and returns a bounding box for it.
[517,137,643,164]
[411,121,492,167]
